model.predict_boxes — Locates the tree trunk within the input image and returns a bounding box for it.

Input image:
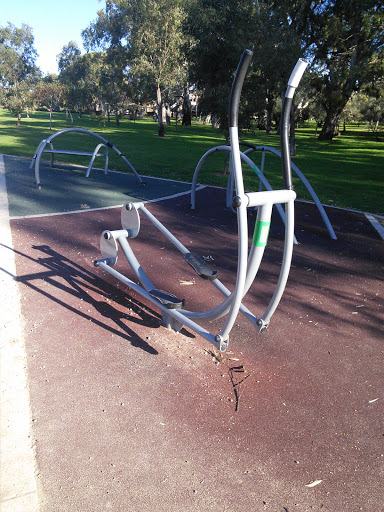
[265,94,274,134]
[182,86,192,126]
[111,74,119,127]
[17,112,21,126]
[165,104,171,125]
[157,85,165,137]
[257,112,266,130]
[266,108,273,134]
[318,110,341,140]
[211,114,220,129]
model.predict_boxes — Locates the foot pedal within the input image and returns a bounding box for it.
[184,252,218,281]
[149,289,184,309]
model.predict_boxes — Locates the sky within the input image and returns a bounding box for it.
[1,0,103,75]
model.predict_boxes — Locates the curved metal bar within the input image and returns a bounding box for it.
[191,146,286,221]
[216,50,253,343]
[96,260,219,349]
[190,145,229,209]
[94,53,307,351]
[32,127,142,187]
[282,58,308,189]
[243,145,337,240]
[85,143,109,177]
[260,198,296,326]
[191,145,298,244]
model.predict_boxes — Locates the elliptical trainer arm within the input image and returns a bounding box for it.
[280,58,308,190]
[228,49,254,128]
[217,49,254,348]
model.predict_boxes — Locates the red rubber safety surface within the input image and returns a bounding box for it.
[10,187,383,512]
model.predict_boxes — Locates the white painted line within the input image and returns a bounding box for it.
[145,185,206,204]
[0,154,39,511]
[365,213,384,241]
[10,185,206,220]
[297,198,384,219]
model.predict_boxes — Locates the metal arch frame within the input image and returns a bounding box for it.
[30,127,142,188]
[190,144,336,242]
[242,144,337,240]
[94,52,308,352]
[190,145,299,245]
[85,143,109,177]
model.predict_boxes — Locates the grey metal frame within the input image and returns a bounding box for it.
[242,145,337,240]
[190,143,336,241]
[30,127,142,188]
[190,145,299,245]
[94,52,307,352]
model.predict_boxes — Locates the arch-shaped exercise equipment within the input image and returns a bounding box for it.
[190,140,337,241]
[242,143,337,239]
[30,127,142,188]
[94,50,308,352]
[190,145,299,245]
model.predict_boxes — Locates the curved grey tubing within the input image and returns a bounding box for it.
[85,143,109,177]
[190,145,298,245]
[243,145,337,240]
[191,142,336,240]
[32,127,142,187]
[220,57,307,338]
[120,203,257,324]
[216,50,254,343]
[95,53,307,351]
[281,58,307,188]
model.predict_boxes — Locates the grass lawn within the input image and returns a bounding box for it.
[0,109,383,215]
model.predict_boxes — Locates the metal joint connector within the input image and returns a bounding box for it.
[232,195,242,208]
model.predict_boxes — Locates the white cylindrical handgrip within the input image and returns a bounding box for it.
[245,189,296,208]
[288,58,308,89]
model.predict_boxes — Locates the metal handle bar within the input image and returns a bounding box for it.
[245,189,296,208]
[281,58,308,190]
[228,49,253,128]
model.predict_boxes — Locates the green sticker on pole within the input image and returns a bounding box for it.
[252,220,270,247]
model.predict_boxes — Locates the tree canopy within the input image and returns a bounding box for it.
[2,2,384,139]
[82,0,188,135]
[304,0,384,139]
[0,22,40,124]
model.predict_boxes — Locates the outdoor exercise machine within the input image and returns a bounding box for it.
[94,50,308,352]
[30,127,143,188]
[190,137,337,241]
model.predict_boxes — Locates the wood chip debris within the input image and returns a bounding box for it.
[179,280,195,285]
[305,479,323,488]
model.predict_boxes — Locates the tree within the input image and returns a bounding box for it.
[82,0,188,136]
[186,0,303,133]
[57,41,81,73]
[305,0,384,140]
[348,84,384,139]
[58,44,102,117]
[34,74,65,129]
[0,22,40,125]
[186,0,256,130]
